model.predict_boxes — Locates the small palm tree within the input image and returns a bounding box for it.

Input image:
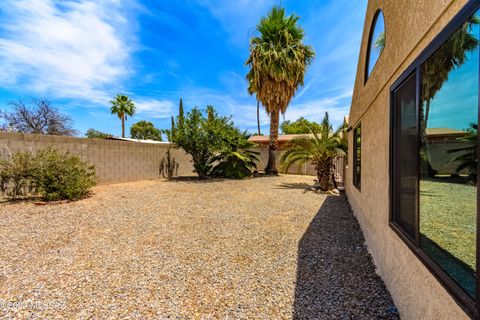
[280,113,346,191]
[110,94,136,138]
[246,6,315,174]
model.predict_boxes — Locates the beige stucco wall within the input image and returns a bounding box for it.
[0,132,195,185]
[346,0,471,319]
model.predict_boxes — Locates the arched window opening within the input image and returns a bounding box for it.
[366,11,385,81]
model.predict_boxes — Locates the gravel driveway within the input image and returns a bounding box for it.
[0,175,398,319]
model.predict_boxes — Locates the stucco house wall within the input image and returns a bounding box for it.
[346,0,471,319]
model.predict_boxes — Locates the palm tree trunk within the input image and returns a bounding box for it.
[121,116,125,138]
[257,100,261,135]
[316,159,334,191]
[424,99,431,131]
[420,99,437,177]
[266,109,279,174]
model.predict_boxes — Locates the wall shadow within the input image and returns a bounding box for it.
[294,195,399,319]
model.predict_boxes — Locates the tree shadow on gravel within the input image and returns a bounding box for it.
[167,176,225,183]
[293,195,400,320]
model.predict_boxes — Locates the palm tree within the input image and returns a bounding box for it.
[109,94,136,138]
[422,15,479,132]
[280,113,346,191]
[420,15,479,177]
[246,6,315,174]
[374,31,385,51]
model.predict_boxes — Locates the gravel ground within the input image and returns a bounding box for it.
[0,175,399,319]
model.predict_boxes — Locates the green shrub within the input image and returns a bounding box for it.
[166,101,259,179]
[32,148,97,201]
[0,150,35,196]
[210,131,259,179]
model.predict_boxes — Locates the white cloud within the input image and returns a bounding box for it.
[135,99,175,119]
[0,0,137,103]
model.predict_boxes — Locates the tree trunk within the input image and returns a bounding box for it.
[424,99,431,131]
[257,100,261,135]
[121,116,125,138]
[266,109,279,174]
[316,159,334,191]
[420,99,437,177]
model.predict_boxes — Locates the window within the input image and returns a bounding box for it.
[392,73,418,241]
[353,124,361,190]
[390,2,479,316]
[365,10,385,81]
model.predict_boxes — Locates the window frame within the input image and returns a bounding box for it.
[389,0,480,318]
[353,124,362,190]
[365,9,385,83]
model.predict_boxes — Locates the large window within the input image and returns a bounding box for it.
[353,124,361,190]
[365,10,385,81]
[391,2,479,317]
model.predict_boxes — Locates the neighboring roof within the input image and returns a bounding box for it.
[106,137,169,144]
[426,128,467,137]
[249,134,314,144]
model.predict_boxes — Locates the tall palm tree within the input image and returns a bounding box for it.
[280,113,346,191]
[110,94,136,138]
[246,6,315,174]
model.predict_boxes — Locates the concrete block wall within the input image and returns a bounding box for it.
[0,132,195,185]
[0,132,338,187]
[254,145,318,176]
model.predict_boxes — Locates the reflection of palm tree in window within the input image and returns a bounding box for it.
[374,32,385,51]
[447,123,478,183]
[421,15,479,177]
[422,16,479,134]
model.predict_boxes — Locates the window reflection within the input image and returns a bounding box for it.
[367,11,385,78]
[354,125,361,189]
[420,11,479,298]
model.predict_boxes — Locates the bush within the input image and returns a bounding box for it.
[0,148,97,201]
[32,148,97,201]
[210,131,259,179]
[166,101,259,179]
[0,150,35,196]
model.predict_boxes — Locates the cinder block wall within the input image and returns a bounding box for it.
[0,132,337,186]
[254,145,317,176]
[0,132,195,185]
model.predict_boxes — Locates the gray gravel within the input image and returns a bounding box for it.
[0,175,399,319]
[293,193,399,319]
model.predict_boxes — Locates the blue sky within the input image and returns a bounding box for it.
[0,0,367,137]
